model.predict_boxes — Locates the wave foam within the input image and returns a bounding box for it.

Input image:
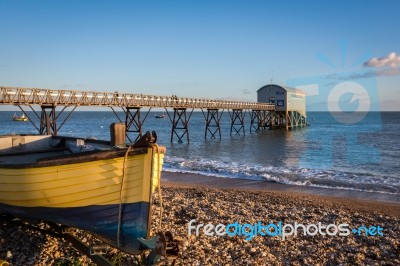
[163,155,400,195]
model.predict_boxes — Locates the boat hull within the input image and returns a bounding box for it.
[0,142,165,254]
[0,202,149,252]
[12,117,28,122]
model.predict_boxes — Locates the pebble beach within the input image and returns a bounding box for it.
[1,173,399,265]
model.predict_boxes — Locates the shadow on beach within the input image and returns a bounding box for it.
[0,216,94,265]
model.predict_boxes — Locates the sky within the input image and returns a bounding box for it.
[1,0,400,111]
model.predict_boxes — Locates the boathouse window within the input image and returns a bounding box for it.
[277,100,284,106]
[269,97,275,104]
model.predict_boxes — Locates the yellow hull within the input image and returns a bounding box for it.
[0,130,166,254]
[12,117,28,122]
[0,146,164,208]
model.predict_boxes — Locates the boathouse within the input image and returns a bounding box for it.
[257,84,307,129]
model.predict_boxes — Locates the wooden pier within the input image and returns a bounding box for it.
[0,86,277,142]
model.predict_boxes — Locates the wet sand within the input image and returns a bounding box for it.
[162,171,400,215]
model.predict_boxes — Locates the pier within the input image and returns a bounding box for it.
[0,86,305,142]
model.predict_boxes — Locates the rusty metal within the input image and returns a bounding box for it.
[139,231,179,265]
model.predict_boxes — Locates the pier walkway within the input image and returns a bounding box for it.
[1,87,276,142]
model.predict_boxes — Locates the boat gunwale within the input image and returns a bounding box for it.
[0,146,151,169]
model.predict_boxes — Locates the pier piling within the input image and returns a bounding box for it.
[123,107,142,142]
[168,108,193,143]
[229,109,245,136]
[203,109,223,139]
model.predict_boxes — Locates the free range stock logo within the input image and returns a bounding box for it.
[286,42,383,168]
[188,219,384,241]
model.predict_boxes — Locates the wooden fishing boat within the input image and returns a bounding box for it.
[12,113,28,122]
[0,125,166,255]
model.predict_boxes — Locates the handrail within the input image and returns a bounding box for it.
[0,87,275,111]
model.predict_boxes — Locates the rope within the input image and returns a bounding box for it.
[0,260,10,266]
[117,145,132,247]
[116,143,163,246]
[154,144,163,231]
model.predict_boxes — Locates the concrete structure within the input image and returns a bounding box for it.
[257,84,307,129]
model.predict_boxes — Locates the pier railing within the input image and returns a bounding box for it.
[0,86,280,142]
[0,87,274,111]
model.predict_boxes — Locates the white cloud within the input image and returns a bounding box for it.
[364,52,400,68]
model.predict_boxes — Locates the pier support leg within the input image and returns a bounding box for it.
[111,106,151,143]
[286,110,289,130]
[167,108,193,143]
[202,109,223,139]
[124,107,142,143]
[229,109,245,136]
[17,105,76,136]
[250,110,261,133]
[39,105,57,135]
[265,111,278,128]
[250,110,258,133]
[250,110,269,132]
[272,111,285,128]
[284,111,307,129]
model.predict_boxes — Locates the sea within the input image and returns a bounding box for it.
[1,111,399,197]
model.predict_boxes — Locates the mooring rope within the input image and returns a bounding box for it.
[116,144,163,247]
[117,145,132,247]
[0,260,10,266]
[154,143,163,231]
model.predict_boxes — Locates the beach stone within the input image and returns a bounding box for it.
[6,250,13,259]
[261,251,267,257]
[189,234,196,242]
[1,185,400,265]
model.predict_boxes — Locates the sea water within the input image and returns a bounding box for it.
[0,111,399,196]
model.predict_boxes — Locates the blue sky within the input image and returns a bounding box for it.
[1,0,399,111]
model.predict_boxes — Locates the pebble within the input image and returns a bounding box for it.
[0,185,399,265]
[5,251,12,259]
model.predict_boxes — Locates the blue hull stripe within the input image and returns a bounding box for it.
[0,202,150,254]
